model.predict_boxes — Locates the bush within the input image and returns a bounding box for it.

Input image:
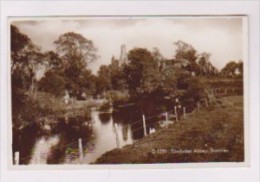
[183,77,206,102]
[105,90,130,106]
[176,72,192,89]
[38,71,65,96]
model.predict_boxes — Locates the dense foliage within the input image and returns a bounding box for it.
[11,25,242,128]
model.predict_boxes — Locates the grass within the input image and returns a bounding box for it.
[29,92,106,121]
[95,95,244,164]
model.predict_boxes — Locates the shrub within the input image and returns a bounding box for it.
[38,70,65,96]
[183,77,206,102]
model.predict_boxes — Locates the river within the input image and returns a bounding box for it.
[13,98,195,165]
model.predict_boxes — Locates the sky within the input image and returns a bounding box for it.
[12,17,245,73]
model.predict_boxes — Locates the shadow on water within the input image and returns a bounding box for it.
[12,123,40,164]
[47,115,93,164]
[112,98,165,140]
[98,113,111,124]
[111,96,197,140]
[13,97,197,165]
[13,114,94,165]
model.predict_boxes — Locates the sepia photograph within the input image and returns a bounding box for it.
[10,16,247,166]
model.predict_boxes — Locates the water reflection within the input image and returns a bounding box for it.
[30,135,59,164]
[82,110,133,163]
[13,98,195,165]
[98,112,111,124]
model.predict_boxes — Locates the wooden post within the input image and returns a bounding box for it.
[78,138,83,162]
[14,151,19,165]
[142,114,147,137]
[165,112,169,123]
[165,112,169,128]
[114,123,120,148]
[205,98,208,107]
[183,107,186,120]
[174,106,178,122]
[197,102,200,111]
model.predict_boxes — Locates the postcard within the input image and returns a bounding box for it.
[9,15,248,169]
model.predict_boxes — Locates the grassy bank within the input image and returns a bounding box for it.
[95,95,244,164]
[13,92,107,129]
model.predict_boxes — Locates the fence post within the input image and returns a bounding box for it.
[183,107,186,120]
[197,102,200,111]
[65,115,68,124]
[142,114,147,137]
[166,112,169,122]
[165,112,169,128]
[114,123,120,148]
[78,138,83,163]
[14,151,19,165]
[174,106,178,122]
[205,98,208,107]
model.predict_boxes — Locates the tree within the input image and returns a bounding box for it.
[124,48,160,97]
[11,25,43,127]
[54,32,98,95]
[158,65,177,97]
[184,77,206,102]
[152,47,164,64]
[174,41,200,75]
[54,32,97,68]
[11,25,34,70]
[109,57,125,90]
[198,52,213,76]
[78,69,96,95]
[237,61,243,77]
[174,40,197,63]
[221,61,238,77]
[38,70,65,96]
[96,65,112,93]
[42,51,63,71]
[11,25,42,93]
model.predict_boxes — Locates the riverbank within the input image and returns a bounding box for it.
[95,95,244,164]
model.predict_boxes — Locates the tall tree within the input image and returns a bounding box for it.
[174,40,200,75]
[109,57,125,90]
[42,51,62,71]
[198,52,212,76]
[174,40,197,62]
[97,65,112,93]
[221,61,238,77]
[124,48,160,96]
[38,70,66,96]
[11,25,41,93]
[54,32,98,95]
[11,25,43,126]
[54,32,97,68]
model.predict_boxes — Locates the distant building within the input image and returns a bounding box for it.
[119,44,128,66]
[173,58,189,68]
[159,58,189,70]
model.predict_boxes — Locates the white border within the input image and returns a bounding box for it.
[7,15,249,170]
[1,1,259,182]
